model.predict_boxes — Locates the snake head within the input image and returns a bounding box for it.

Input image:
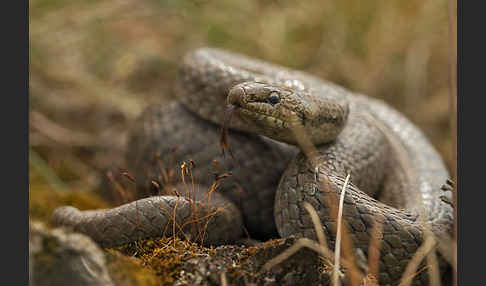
[227,81,349,145]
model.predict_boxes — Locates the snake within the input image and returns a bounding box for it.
[52,48,454,285]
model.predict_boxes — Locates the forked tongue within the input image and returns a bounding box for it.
[220,104,237,159]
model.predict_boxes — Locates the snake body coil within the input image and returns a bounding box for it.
[52,48,453,285]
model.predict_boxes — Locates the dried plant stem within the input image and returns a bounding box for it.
[366,218,383,281]
[290,122,363,285]
[220,272,228,286]
[333,173,351,286]
[435,235,455,266]
[303,202,330,251]
[261,237,334,272]
[106,171,130,204]
[398,234,437,286]
[426,242,441,286]
[172,199,179,247]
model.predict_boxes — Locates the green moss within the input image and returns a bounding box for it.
[105,249,160,286]
[111,237,215,285]
[29,184,111,226]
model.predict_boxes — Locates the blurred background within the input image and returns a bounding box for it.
[29,0,456,219]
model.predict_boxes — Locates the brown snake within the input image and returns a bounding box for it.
[52,48,454,285]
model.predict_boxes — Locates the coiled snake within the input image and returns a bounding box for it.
[52,48,454,285]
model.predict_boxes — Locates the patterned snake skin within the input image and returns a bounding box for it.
[52,48,454,285]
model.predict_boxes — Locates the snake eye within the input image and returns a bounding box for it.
[265,92,280,105]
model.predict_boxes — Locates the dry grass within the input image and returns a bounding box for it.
[261,178,366,285]
[333,173,351,286]
[104,156,235,246]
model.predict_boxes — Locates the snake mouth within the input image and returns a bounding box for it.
[236,107,291,129]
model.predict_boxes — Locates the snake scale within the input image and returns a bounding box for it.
[52,48,454,285]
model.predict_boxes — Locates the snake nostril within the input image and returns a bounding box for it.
[227,85,246,106]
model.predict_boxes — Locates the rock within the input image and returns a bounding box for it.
[29,221,114,286]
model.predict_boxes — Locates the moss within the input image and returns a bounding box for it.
[105,249,160,286]
[29,184,111,226]
[110,237,215,285]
